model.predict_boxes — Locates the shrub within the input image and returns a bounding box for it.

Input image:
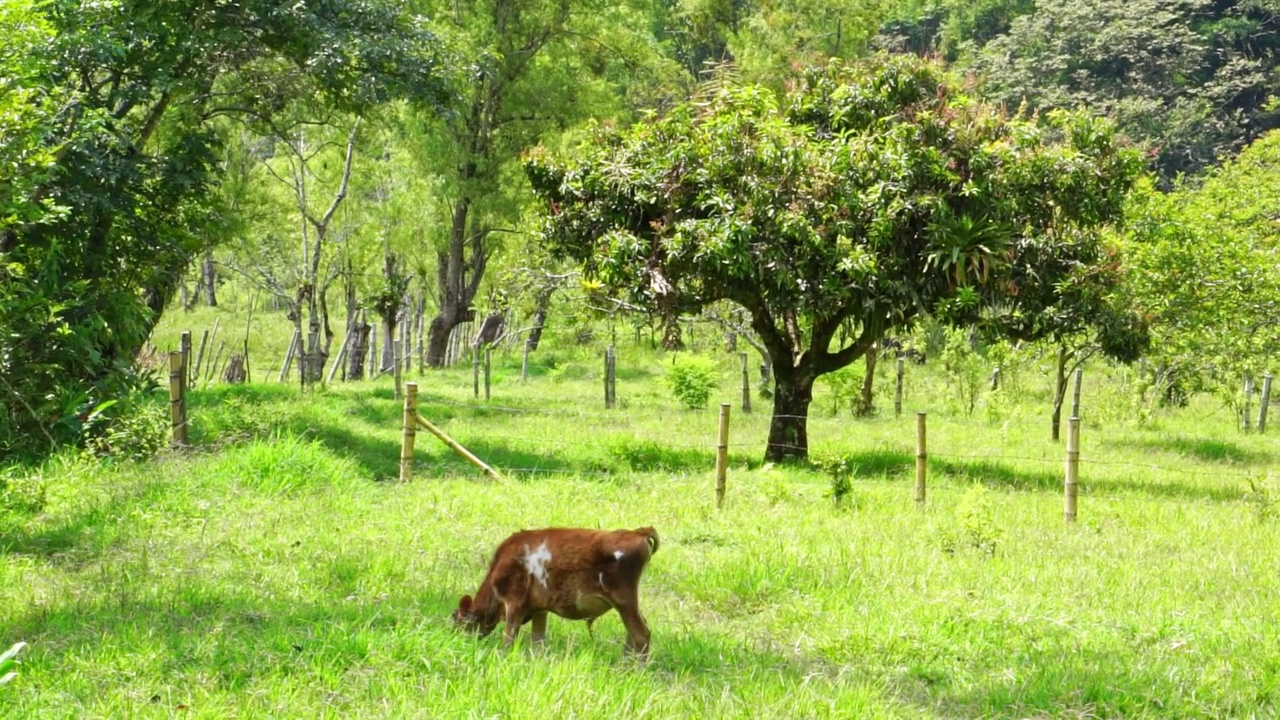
[665,355,719,409]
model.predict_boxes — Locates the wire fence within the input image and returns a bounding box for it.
[390,381,1276,515]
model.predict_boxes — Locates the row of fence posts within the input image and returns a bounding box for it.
[703,402,1086,523]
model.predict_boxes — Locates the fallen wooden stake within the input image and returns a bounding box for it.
[415,413,504,481]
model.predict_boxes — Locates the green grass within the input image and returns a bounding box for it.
[3,322,1280,717]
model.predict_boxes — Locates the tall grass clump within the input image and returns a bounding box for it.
[207,434,364,493]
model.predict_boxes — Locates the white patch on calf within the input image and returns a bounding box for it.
[523,540,552,588]
[613,550,624,560]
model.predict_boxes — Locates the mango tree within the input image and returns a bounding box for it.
[527,54,1142,462]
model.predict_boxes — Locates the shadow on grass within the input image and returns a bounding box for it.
[1114,435,1273,465]
[931,457,1244,503]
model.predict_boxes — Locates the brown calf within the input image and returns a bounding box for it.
[453,526,659,656]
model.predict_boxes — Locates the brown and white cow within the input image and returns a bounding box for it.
[453,526,659,657]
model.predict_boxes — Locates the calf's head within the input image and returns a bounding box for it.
[452,594,499,637]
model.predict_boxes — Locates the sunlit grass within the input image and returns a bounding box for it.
[3,318,1279,718]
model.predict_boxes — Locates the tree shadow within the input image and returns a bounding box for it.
[930,457,1244,503]
[1113,435,1273,465]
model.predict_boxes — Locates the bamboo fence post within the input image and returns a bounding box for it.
[393,335,403,401]
[895,358,904,418]
[180,331,192,388]
[608,345,617,408]
[715,403,730,508]
[400,382,418,482]
[484,347,492,401]
[193,329,209,385]
[1070,368,1083,420]
[1065,417,1080,522]
[168,352,187,446]
[915,412,927,505]
[1243,375,1254,432]
[739,352,752,414]
[603,348,612,408]
[472,345,480,398]
[415,413,503,481]
[1260,374,1273,434]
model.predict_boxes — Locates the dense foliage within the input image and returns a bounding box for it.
[0,0,448,458]
[528,54,1142,460]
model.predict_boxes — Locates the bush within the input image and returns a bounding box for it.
[665,355,720,409]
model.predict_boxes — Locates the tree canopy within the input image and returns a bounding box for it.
[528,54,1143,460]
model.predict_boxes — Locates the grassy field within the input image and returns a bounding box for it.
[3,306,1279,718]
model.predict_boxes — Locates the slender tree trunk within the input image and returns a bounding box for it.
[856,344,877,417]
[346,317,372,380]
[662,316,684,351]
[1051,344,1069,442]
[426,199,485,367]
[765,367,817,463]
[202,252,218,307]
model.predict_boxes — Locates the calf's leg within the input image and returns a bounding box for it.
[530,611,548,646]
[614,604,651,658]
[502,603,525,647]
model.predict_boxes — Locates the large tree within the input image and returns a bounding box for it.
[528,54,1142,461]
[0,0,448,458]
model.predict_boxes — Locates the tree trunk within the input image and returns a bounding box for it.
[1051,344,1069,442]
[202,252,218,307]
[765,369,817,463]
[662,316,685,351]
[856,344,877,417]
[346,318,372,380]
[426,198,486,367]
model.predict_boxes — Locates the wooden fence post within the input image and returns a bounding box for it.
[180,331,192,388]
[608,346,617,407]
[278,329,300,382]
[1065,416,1080,523]
[895,358,905,418]
[991,366,1001,392]
[1070,368,1083,420]
[1243,375,1254,432]
[603,347,613,408]
[1260,374,1273,434]
[739,352,752,414]
[716,403,730,509]
[472,345,480,399]
[915,412,926,505]
[400,382,418,482]
[484,347,492,401]
[168,352,188,447]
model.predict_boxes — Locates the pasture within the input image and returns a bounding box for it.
[2,309,1279,718]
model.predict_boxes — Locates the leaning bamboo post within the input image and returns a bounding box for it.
[205,340,226,387]
[1070,368,1083,420]
[325,325,353,385]
[895,358,905,418]
[715,403,730,509]
[192,326,209,379]
[1065,417,1080,522]
[400,382,418,482]
[915,412,927,505]
[415,413,503,481]
[278,329,299,382]
[1260,374,1273,434]
[739,352,752,414]
[168,352,187,446]
[180,331,192,388]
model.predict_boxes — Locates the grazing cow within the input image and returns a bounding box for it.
[453,526,659,657]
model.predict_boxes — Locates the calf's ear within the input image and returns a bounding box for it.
[460,595,473,613]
